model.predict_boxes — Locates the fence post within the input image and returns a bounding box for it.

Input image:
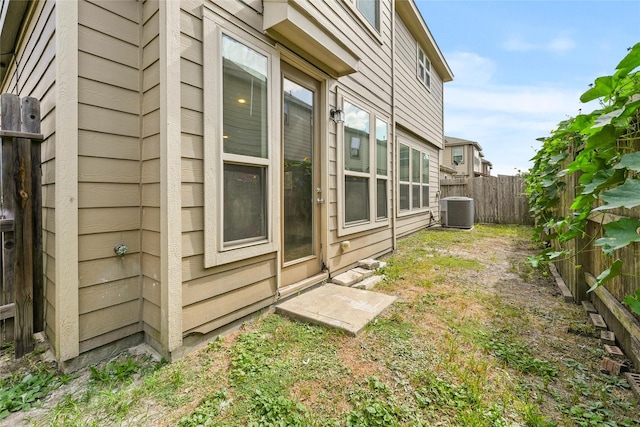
[1,94,18,348]
[25,97,43,334]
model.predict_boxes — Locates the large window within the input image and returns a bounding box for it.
[417,46,431,88]
[222,35,268,246]
[203,10,279,267]
[339,98,389,234]
[399,142,430,213]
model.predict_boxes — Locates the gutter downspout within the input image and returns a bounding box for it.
[391,0,397,250]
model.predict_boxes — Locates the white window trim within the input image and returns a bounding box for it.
[375,118,390,221]
[336,90,390,237]
[203,6,280,268]
[417,45,431,89]
[344,0,383,44]
[397,138,431,218]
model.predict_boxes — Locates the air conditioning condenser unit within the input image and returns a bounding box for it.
[440,196,474,229]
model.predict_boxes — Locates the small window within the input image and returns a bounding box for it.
[452,146,463,165]
[417,46,431,88]
[356,0,380,32]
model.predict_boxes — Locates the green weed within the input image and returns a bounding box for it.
[89,358,140,385]
[178,389,228,427]
[0,367,69,419]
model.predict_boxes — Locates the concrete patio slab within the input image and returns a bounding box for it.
[275,283,397,335]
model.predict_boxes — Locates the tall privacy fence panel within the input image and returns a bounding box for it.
[553,115,640,370]
[0,93,44,358]
[439,175,533,226]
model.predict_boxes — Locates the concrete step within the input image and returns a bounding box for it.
[353,275,383,291]
[276,283,397,335]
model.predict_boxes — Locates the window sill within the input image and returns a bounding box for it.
[397,208,431,219]
[338,218,389,237]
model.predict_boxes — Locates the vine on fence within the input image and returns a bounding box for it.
[525,42,640,314]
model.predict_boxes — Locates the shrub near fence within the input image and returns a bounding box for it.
[440,175,533,226]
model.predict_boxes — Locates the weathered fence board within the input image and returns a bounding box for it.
[0,93,43,358]
[440,175,533,225]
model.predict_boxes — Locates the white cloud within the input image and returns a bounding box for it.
[502,37,537,52]
[501,34,576,54]
[547,36,576,54]
[442,51,585,175]
[445,51,496,85]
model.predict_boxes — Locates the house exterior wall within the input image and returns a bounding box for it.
[75,0,142,354]
[394,13,444,148]
[1,0,451,363]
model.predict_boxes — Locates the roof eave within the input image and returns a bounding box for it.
[0,0,31,86]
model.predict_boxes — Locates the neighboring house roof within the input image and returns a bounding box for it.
[440,163,457,173]
[482,159,493,167]
[444,136,483,151]
[395,0,453,83]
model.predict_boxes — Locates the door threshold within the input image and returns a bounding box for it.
[278,271,329,299]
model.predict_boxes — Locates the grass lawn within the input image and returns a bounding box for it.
[2,224,638,426]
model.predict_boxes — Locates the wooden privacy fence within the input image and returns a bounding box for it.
[553,116,640,370]
[440,175,533,225]
[0,93,43,358]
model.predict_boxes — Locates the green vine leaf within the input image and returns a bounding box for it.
[594,217,640,254]
[589,259,623,292]
[584,124,618,151]
[616,42,640,76]
[613,151,640,172]
[592,108,623,128]
[622,290,640,315]
[580,76,615,103]
[593,179,640,211]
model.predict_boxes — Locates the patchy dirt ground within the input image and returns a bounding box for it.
[1,225,638,426]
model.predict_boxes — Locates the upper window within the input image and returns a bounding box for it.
[473,148,482,173]
[339,97,389,235]
[357,0,380,31]
[203,9,279,267]
[417,46,431,88]
[399,142,430,213]
[452,146,463,165]
[348,0,380,33]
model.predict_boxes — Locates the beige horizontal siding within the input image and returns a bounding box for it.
[79,299,139,341]
[79,130,140,160]
[78,256,140,288]
[394,14,444,146]
[142,0,161,342]
[183,278,276,334]
[78,231,140,261]
[78,207,140,234]
[328,227,393,274]
[79,277,140,315]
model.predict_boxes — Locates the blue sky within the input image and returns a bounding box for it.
[416,0,640,175]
